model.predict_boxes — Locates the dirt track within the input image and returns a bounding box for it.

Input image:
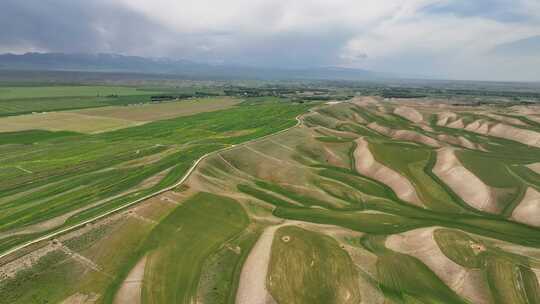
[236,225,283,304]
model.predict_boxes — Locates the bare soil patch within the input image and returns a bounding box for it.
[436,134,478,150]
[236,224,283,304]
[61,293,100,304]
[441,115,540,148]
[486,113,528,126]
[511,187,540,227]
[437,112,458,125]
[351,96,380,106]
[394,106,423,123]
[113,256,147,304]
[488,123,540,147]
[527,163,540,175]
[354,138,422,206]
[367,122,439,147]
[433,148,496,213]
[386,227,492,304]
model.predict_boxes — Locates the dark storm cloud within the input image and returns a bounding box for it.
[0,0,352,67]
[0,0,172,54]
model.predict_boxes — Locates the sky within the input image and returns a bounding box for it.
[1,0,539,81]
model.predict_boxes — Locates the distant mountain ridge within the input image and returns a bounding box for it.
[0,52,386,80]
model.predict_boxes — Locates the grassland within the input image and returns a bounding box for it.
[367,139,469,213]
[0,85,172,116]
[76,97,238,122]
[0,96,124,116]
[0,85,231,117]
[376,248,468,303]
[0,86,156,100]
[267,226,360,304]
[0,111,142,133]
[197,226,261,304]
[0,98,238,133]
[134,192,249,303]
[433,228,540,304]
[457,150,530,215]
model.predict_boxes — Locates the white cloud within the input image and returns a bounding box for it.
[119,0,436,34]
[342,14,539,59]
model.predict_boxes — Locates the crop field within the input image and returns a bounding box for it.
[0,95,309,257]
[1,94,540,303]
[135,192,249,304]
[0,85,183,116]
[76,97,238,122]
[0,96,121,116]
[0,98,239,133]
[0,111,142,133]
[267,226,361,304]
[0,86,156,100]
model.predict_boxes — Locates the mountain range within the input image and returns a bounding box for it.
[0,52,386,81]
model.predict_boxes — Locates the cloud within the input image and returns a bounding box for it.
[0,0,539,81]
[490,35,540,56]
[0,0,174,55]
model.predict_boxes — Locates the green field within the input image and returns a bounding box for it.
[0,98,238,133]
[0,85,157,100]
[368,140,469,213]
[267,226,361,304]
[0,85,188,116]
[367,237,468,304]
[457,150,532,215]
[132,192,249,303]
[0,101,308,254]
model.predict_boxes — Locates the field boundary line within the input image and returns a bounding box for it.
[0,113,304,260]
[15,166,33,174]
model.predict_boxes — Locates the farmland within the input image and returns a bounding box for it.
[1,87,540,304]
[0,92,309,257]
[0,98,238,133]
[0,86,156,100]
[0,84,229,117]
[0,112,142,133]
[0,85,166,117]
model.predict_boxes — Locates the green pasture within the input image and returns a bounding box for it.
[433,228,540,303]
[433,229,483,268]
[376,247,468,303]
[0,85,157,100]
[457,148,540,215]
[354,234,469,303]
[198,227,261,304]
[0,85,178,116]
[267,226,361,304]
[135,192,249,303]
[368,140,468,213]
